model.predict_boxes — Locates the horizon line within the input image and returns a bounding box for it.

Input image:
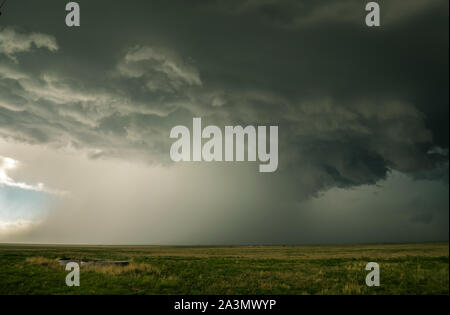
[0,240,448,247]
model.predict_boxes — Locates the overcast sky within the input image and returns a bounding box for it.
[0,0,448,245]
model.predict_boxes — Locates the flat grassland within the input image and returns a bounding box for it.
[0,243,448,295]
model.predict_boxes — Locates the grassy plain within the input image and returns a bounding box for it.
[0,243,448,295]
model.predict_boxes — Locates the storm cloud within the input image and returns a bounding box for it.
[0,0,448,244]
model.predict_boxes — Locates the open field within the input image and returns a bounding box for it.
[0,243,448,295]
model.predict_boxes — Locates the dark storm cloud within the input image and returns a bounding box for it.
[0,0,448,202]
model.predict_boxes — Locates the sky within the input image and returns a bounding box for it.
[0,0,448,245]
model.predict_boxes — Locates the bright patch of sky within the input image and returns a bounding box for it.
[0,155,62,235]
[0,186,49,225]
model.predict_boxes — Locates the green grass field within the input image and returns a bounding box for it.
[0,243,448,295]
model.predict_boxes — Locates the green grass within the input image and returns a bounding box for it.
[0,243,448,295]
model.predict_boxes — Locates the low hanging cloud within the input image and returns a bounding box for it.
[0,0,447,244]
[117,45,202,93]
[0,27,58,62]
[0,1,447,198]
